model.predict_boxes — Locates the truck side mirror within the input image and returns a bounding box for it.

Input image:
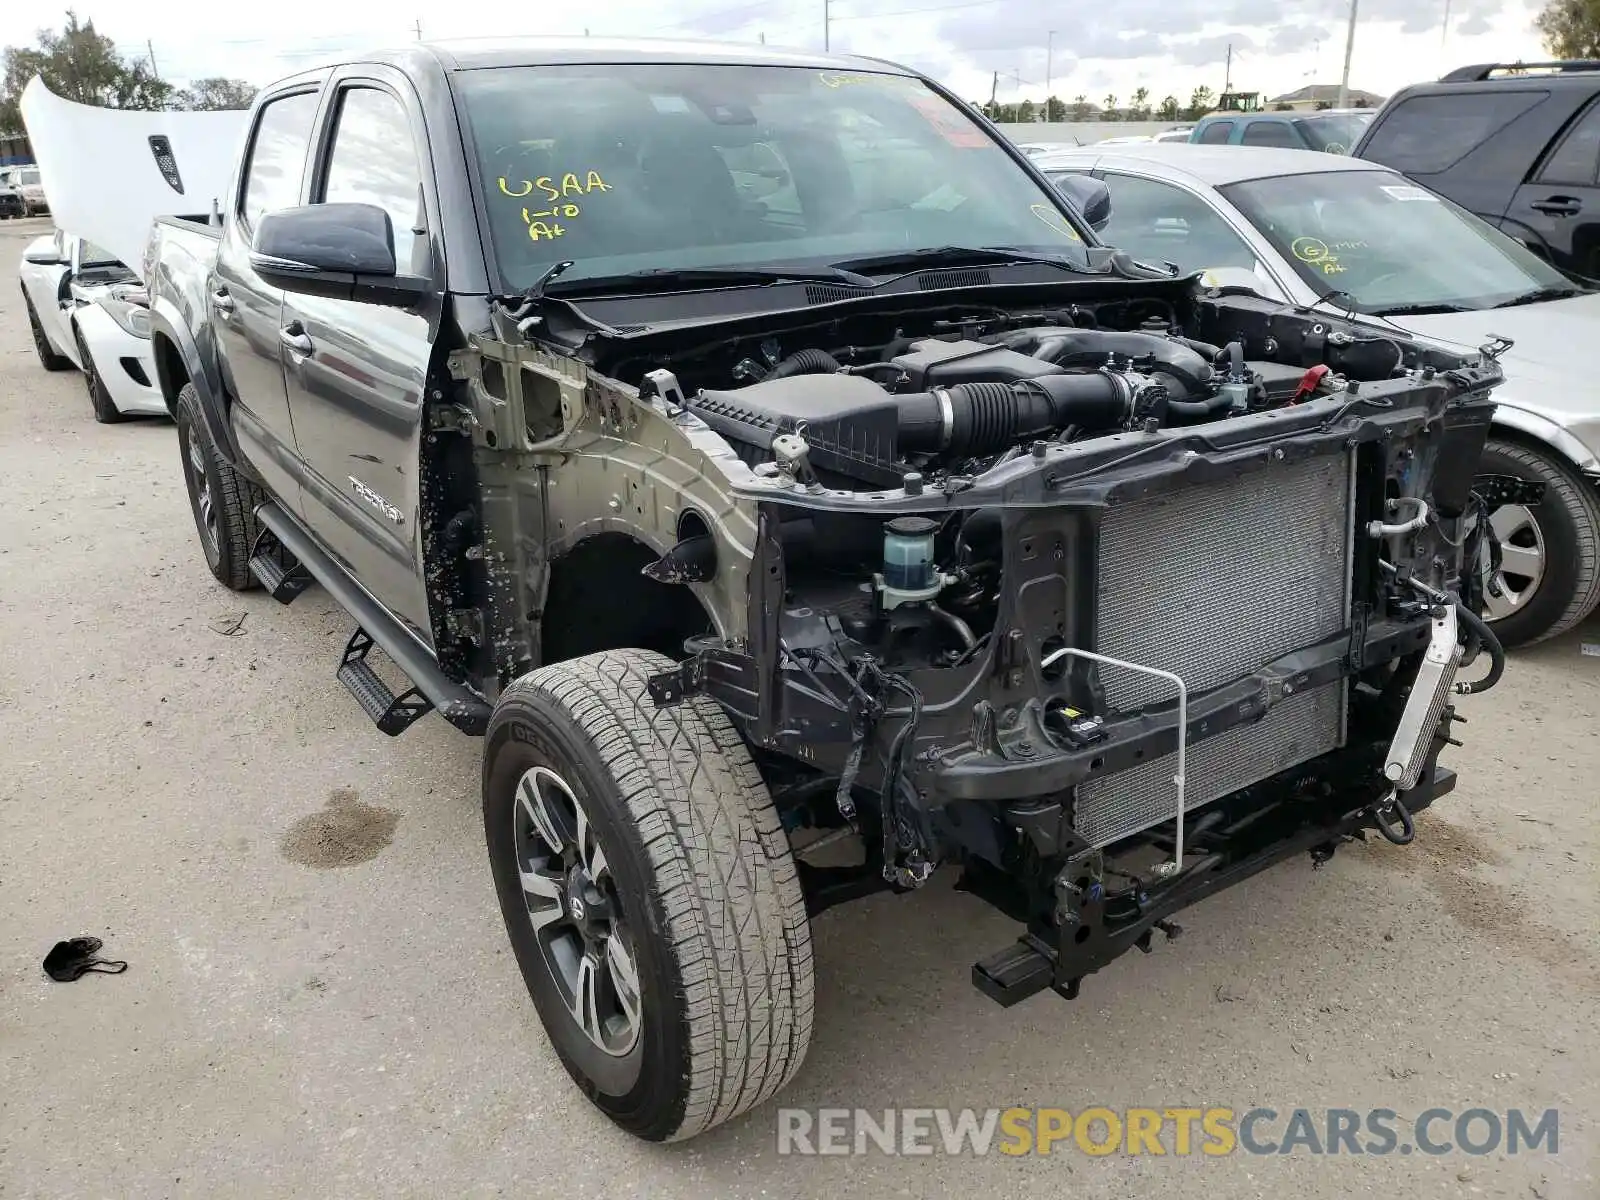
[1052,174,1112,233]
[250,202,428,306]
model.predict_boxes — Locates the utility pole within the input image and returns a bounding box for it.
[1223,42,1233,94]
[989,69,998,112]
[413,18,422,39]
[146,39,160,79]
[1041,30,1055,123]
[824,0,831,52]
[1441,0,1452,56]
[1337,0,1359,109]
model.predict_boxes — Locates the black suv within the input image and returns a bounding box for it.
[1356,60,1600,280]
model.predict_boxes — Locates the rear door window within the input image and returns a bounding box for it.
[1535,97,1600,184]
[1241,120,1298,148]
[1360,91,1548,173]
[1197,120,1235,144]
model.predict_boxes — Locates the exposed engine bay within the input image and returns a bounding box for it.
[603,292,1435,683]
[688,324,1318,487]
[465,278,1507,1006]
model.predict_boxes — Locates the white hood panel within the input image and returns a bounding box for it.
[19,77,249,279]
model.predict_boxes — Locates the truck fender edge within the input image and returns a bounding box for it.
[147,297,240,464]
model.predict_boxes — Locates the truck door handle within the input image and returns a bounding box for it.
[278,322,314,356]
[1531,195,1582,216]
[210,288,235,315]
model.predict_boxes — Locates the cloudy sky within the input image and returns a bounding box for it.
[2,0,1550,108]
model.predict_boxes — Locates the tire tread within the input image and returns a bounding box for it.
[1486,436,1600,642]
[176,383,263,591]
[502,649,814,1141]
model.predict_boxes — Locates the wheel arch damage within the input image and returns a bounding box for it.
[438,332,760,699]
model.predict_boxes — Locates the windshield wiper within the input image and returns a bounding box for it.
[1491,284,1588,308]
[548,263,878,294]
[827,245,1090,275]
[1366,301,1475,316]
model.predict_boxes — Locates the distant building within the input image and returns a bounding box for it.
[0,129,34,166]
[1267,83,1386,110]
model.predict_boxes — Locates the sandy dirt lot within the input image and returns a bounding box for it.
[0,216,1596,1199]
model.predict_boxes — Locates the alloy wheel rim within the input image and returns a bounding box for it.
[1483,503,1546,622]
[186,424,218,553]
[514,765,642,1056]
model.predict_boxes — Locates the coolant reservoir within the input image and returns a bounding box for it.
[882,516,939,593]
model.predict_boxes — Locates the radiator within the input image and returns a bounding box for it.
[1074,680,1346,848]
[1074,450,1354,848]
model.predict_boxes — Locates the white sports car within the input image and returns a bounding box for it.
[18,229,165,423]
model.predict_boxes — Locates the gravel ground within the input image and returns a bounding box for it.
[0,216,1596,1199]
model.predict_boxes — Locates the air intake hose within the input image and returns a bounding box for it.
[992,327,1215,397]
[897,372,1135,457]
[765,348,843,379]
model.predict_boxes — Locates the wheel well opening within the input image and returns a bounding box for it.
[151,334,189,417]
[540,533,715,666]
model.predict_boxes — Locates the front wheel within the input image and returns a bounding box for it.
[75,328,126,424]
[24,293,72,371]
[483,648,814,1142]
[1477,437,1600,646]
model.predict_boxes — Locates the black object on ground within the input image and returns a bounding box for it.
[42,937,127,982]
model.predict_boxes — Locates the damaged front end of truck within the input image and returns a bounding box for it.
[438,271,1506,1004]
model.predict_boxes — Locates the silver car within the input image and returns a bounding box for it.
[1036,142,1600,646]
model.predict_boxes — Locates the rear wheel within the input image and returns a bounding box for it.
[175,383,262,591]
[24,293,72,371]
[483,648,814,1142]
[74,328,126,424]
[1477,437,1600,645]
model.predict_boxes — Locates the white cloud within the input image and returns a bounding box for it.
[1,0,1549,105]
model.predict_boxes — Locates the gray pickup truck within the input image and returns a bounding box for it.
[142,38,1507,1142]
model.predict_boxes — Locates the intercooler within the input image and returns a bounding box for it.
[1074,450,1355,849]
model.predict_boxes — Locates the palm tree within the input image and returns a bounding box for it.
[1131,86,1151,118]
[1102,93,1119,120]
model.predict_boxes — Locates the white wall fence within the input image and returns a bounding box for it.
[994,121,1183,145]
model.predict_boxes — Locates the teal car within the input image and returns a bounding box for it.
[1189,109,1373,153]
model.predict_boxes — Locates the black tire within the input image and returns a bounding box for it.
[1478,437,1600,646]
[175,382,262,591]
[484,648,814,1142]
[75,327,127,424]
[23,292,72,371]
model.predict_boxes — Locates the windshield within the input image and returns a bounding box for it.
[1220,170,1581,313]
[79,240,124,268]
[1293,113,1367,154]
[453,63,1091,292]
